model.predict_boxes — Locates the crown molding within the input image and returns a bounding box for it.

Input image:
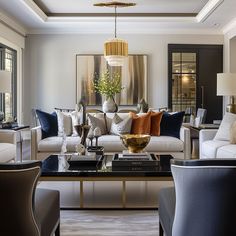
[20,0,47,22]
[0,11,27,37]
[196,0,224,23]
[223,17,236,35]
[28,27,223,35]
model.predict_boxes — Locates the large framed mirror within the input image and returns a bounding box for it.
[76,54,148,106]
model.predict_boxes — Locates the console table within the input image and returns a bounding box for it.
[40,154,173,209]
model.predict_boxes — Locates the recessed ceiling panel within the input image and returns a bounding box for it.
[33,0,209,14]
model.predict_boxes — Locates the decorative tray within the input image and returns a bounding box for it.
[67,154,104,170]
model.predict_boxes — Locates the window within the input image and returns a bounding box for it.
[169,51,197,113]
[0,45,17,121]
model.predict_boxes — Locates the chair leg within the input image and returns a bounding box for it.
[159,222,164,236]
[55,223,60,236]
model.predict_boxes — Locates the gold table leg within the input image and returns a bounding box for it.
[80,181,84,208]
[122,181,126,208]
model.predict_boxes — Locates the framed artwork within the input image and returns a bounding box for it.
[76,54,148,106]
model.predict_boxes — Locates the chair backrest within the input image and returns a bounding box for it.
[0,161,42,236]
[196,108,207,124]
[171,159,236,236]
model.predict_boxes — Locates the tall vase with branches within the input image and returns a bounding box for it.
[93,70,123,112]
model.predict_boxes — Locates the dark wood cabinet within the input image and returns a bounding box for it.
[168,44,223,123]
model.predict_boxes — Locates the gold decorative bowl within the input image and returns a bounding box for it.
[120,134,151,153]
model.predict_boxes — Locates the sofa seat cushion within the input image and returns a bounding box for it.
[216,145,236,158]
[202,140,229,158]
[0,143,16,162]
[38,136,81,152]
[98,135,184,153]
[146,136,184,152]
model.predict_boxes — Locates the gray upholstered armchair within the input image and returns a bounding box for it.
[0,161,60,236]
[159,159,236,236]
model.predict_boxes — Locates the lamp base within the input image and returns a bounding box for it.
[226,104,236,114]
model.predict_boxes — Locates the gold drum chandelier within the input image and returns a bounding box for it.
[94,1,136,66]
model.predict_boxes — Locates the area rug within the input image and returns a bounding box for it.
[60,210,159,236]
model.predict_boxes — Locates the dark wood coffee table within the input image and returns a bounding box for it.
[40,154,173,208]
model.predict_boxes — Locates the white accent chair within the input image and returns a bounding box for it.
[0,130,17,162]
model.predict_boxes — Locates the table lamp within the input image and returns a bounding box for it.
[217,73,236,113]
[0,70,11,121]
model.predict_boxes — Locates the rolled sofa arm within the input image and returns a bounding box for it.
[31,126,42,160]
[0,130,17,144]
[180,126,191,159]
[199,129,218,159]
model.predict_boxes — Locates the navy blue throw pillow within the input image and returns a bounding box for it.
[36,109,58,139]
[160,111,185,138]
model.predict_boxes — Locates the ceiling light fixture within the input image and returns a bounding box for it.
[94,1,136,67]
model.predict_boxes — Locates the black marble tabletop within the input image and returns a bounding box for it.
[41,153,173,178]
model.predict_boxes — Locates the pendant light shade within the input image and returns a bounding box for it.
[104,38,128,66]
[94,1,136,67]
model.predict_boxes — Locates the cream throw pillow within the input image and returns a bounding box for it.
[87,113,107,135]
[56,110,72,136]
[110,113,132,135]
[230,121,236,144]
[214,112,236,141]
[70,111,80,136]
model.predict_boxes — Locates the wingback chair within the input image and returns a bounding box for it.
[159,159,236,236]
[0,161,60,236]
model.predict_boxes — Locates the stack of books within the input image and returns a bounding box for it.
[112,152,159,171]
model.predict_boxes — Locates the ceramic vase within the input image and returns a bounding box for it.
[102,97,118,113]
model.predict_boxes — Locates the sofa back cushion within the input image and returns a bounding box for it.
[160,111,185,138]
[36,110,58,139]
[214,112,236,141]
[130,112,152,134]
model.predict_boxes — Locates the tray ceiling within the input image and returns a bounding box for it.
[0,0,235,35]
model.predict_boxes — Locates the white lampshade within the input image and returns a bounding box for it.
[0,70,11,93]
[217,73,236,96]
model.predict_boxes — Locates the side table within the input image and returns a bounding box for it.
[1,125,30,161]
[183,124,220,158]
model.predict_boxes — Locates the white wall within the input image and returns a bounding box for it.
[224,26,236,112]
[24,34,223,125]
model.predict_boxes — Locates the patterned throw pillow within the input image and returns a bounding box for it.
[130,111,152,134]
[110,113,132,135]
[87,113,107,135]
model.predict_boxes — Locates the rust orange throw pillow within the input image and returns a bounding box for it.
[150,111,163,136]
[130,112,152,134]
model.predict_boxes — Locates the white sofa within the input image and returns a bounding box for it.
[31,113,191,160]
[0,130,17,162]
[200,129,236,159]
